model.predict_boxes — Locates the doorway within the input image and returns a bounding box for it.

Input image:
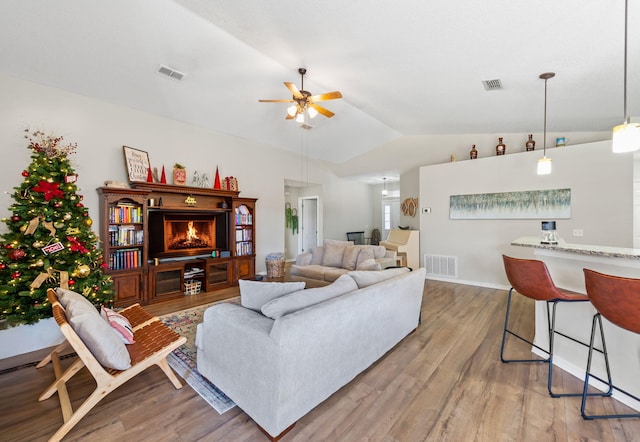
[381,197,400,241]
[300,196,319,254]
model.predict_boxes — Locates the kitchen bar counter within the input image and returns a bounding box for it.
[511,236,640,260]
[510,236,640,411]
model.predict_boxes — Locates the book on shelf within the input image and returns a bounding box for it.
[108,248,142,270]
[235,242,253,256]
[108,205,143,223]
[108,225,143,246]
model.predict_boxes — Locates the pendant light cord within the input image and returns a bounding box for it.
[623,0,629,124]
[543,77,548,156]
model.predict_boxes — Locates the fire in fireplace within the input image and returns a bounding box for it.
[166,220,214,250]
[148,211,228,259]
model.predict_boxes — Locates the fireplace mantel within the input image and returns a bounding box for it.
[132,182,239,198]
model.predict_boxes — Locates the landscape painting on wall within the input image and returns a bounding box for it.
[449,188,571,219]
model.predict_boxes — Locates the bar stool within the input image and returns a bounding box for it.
[501,255,592,397]
[582,269,640,419]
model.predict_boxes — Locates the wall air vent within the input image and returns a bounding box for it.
[157,65,185,81]
[482,79,503,91]
[424,254,458,278]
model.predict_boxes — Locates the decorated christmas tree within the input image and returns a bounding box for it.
[0,130,113,326]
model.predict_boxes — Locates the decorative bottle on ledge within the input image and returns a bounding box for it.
[469,144,478,159]
[525,134,536,151]
[496,137,506,156]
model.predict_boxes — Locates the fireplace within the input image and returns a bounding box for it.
[148,211,228,259]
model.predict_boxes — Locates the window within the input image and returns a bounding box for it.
[384,204,391,230]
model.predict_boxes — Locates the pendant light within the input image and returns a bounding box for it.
[612,0,640,153]
[381,177,389,196]
[537,72,555,175]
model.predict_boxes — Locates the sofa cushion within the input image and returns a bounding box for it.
[372,245,387,259]
[289,264,326,280]
[323,239,354,248]
[323,267,349,282]
[309,246,324,265]
[356,258,382,271]
[322,242,348,268]
[355,247,375,268]
[239,280,306,312]
[348,267,411,288]
[261,274,357,319]
[341,245,360,271]
[56,288,131,370]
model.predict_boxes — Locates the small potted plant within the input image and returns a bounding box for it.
[173,163,186,186]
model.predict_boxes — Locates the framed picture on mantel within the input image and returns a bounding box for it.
[123,146,151,183]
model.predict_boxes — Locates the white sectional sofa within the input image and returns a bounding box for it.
[289,239,397,285]
[196,267,425,440]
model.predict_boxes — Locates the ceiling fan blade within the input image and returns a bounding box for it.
[285,113,295,120]
[284,82,304,99]
[258,99,294,103]
[309,91,342,101]
[310,103,335,118]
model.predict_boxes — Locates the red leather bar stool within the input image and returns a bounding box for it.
[501,255,594,397]
[582,269,640,419]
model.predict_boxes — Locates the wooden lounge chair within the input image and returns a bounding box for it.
[37,288,186,441]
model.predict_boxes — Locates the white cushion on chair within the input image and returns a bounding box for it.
[55,288,131,370]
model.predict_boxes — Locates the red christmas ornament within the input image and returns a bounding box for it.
[5,244,12,249]
[9,249,26,260]
[68,279,76,286]
[76,202,84,207]
[32,180,64,201]
[21,170,29,177]
[11,271,21,279]
[67,236,89,254]
[160,166,167,184]
[214,166,221,189]
[53,202,61,208]
[10,214,20,222]
[0,262,5,270]
[146,167,154,183]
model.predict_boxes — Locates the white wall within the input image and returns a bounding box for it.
[419,141,633,288]
[0,75,376,358]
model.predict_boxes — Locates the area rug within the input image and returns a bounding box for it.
[159,297,240,414]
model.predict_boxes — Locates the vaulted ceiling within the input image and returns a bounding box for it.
[1,1,638,176]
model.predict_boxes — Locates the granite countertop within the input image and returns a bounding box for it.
[511,236,640,260]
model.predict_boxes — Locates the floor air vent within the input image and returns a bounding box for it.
[424,254,458,278]
[482,79,503,91]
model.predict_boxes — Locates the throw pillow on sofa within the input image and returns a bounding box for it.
[261,274,358,319]
[322,242,348,268]
[239,280,306,311]
[341,245,360,271]
[348,267,411,288]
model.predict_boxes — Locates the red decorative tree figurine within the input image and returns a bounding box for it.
[160,165,167,184]
[214,166,221,189]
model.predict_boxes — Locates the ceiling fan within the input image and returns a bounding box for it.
[259,68,342,123]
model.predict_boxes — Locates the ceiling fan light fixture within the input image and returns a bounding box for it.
[307,106,318,119]
[295,112,305,123]
[287,105,297,117]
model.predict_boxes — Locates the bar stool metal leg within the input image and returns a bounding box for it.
[581,313,639,419]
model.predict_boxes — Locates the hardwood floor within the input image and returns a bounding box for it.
[2,279,640,441]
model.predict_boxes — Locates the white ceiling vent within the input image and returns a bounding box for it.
[482,79,503,91]
[157,65,185,81]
